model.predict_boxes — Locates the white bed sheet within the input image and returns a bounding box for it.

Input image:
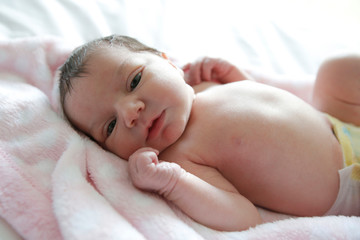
[1,0,360,77]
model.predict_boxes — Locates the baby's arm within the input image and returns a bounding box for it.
[128,147,262,231]
[183,57,253,86]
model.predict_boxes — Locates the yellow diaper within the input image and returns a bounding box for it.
[327,115,360,181]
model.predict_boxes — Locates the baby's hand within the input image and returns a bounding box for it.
[183,57,252,86]
[128,147,185,196]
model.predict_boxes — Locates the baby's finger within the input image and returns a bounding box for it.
[187,60,203,85]
[133,147,159,156]
[182,63,191,73]
[200,57,214,81]
[129,148,156,174]
[182,63,192,85]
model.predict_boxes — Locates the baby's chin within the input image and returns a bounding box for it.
[112,126,185,160]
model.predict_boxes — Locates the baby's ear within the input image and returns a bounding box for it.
[161,52,184,77]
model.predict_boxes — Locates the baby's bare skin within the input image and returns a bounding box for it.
[160,81,343,216]
[63,46,354,231]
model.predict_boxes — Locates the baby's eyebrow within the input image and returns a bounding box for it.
[114,62,125,78]
[112,57,129,84]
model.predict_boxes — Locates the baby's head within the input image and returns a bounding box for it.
[59,35,194,159]
[59,35,161,109]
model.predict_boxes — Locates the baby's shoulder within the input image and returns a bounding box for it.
[194,80,260,95]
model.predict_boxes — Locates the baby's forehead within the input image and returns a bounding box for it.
[89,47,162,74]
[89,47,149,68]
[92,45,157,60]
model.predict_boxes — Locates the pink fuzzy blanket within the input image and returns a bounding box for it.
[0,37,359,240]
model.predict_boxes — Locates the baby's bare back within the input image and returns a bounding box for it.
[171,81,343,216]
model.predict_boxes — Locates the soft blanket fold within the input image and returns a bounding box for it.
[0,36,359,240]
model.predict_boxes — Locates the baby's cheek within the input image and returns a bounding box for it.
[161,120,186,149]
[110,140,138,160]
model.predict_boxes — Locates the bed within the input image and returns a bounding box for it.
[1,0,360,239]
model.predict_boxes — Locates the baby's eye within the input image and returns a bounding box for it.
[107,119,116,136]
[130,72,142,91]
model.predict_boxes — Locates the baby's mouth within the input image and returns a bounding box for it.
[147,111,165,141]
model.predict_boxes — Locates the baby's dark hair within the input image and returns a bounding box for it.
[58,34,161,110]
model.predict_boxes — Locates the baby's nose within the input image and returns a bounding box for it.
[123,101,145,128]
